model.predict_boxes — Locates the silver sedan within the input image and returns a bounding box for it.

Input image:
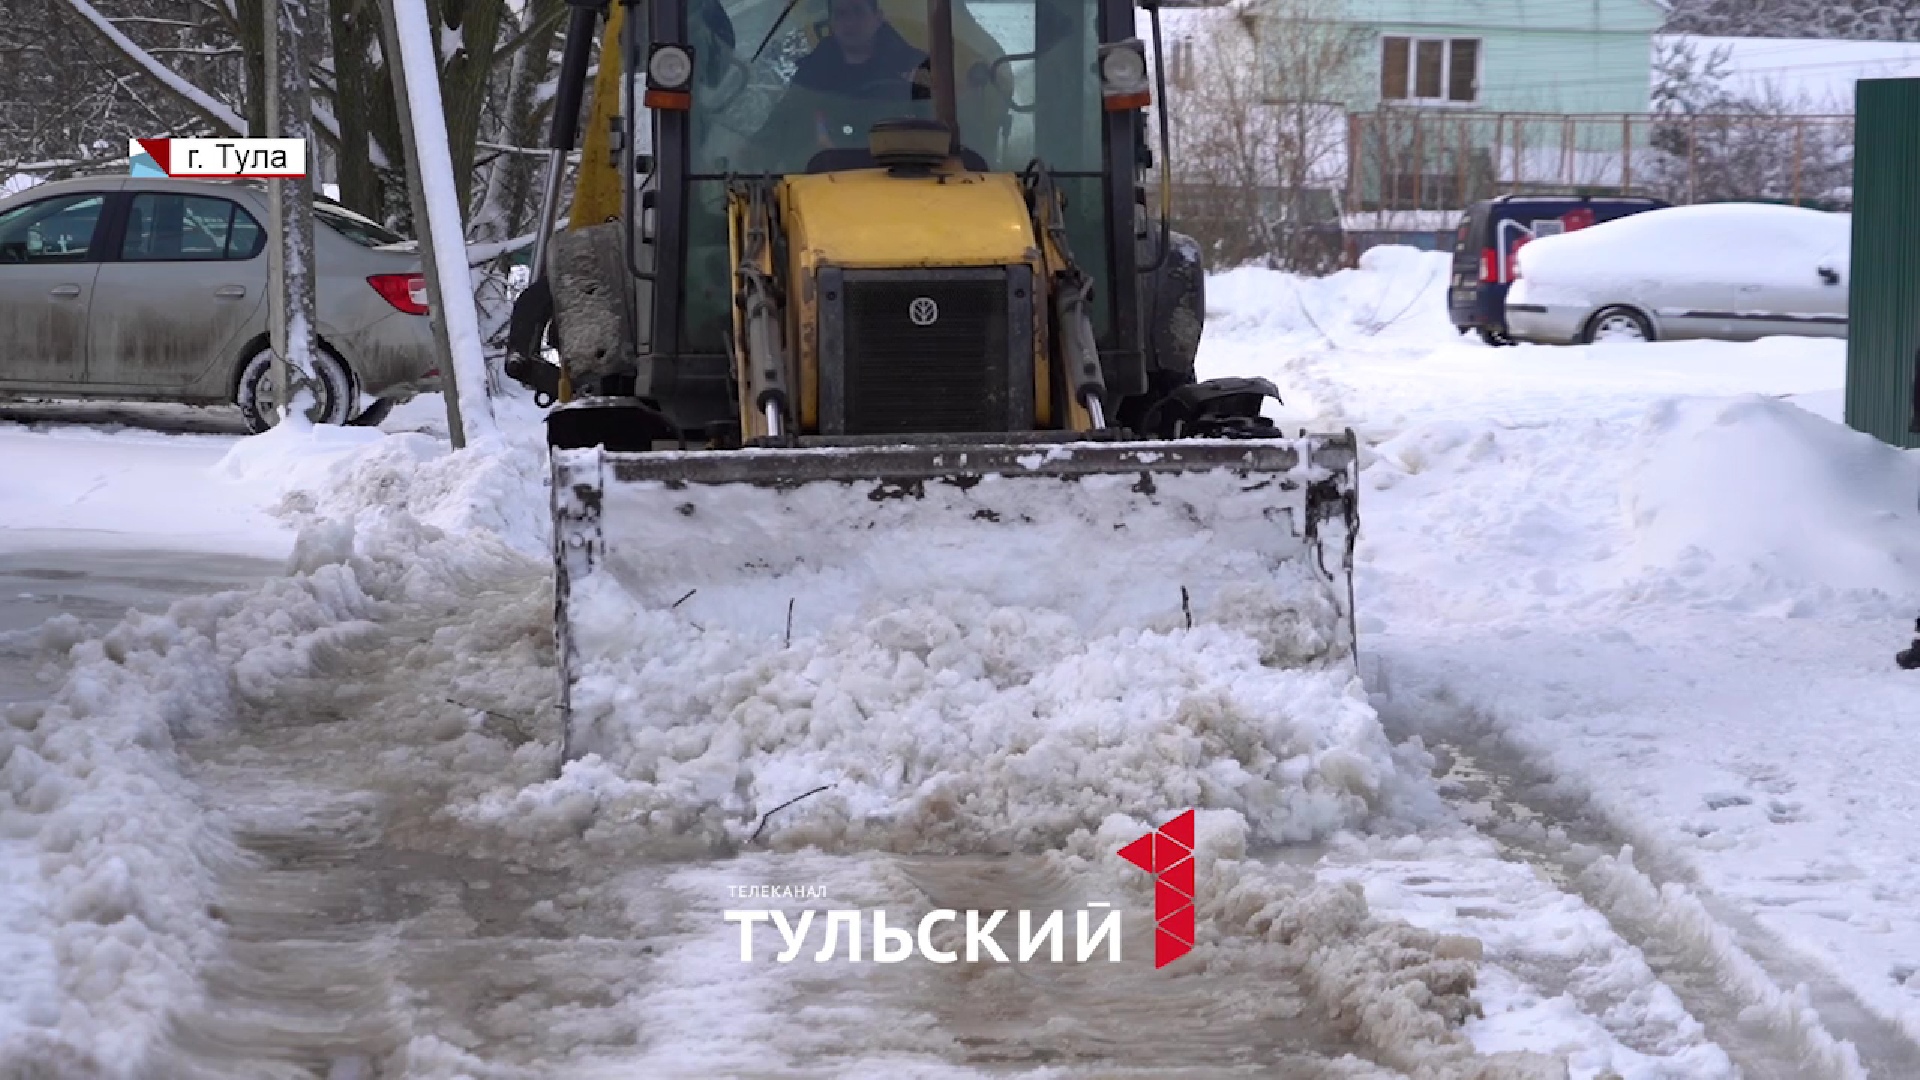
[1504,203,1851,346]
[0,175,440,431]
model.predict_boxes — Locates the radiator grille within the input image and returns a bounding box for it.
[842,276,1010,435]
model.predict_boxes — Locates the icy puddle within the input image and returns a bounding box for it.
[0,543,281,704]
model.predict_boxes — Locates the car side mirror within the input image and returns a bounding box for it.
[1819,266,1841,285]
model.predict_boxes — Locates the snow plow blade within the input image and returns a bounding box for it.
[550,432,1360,763]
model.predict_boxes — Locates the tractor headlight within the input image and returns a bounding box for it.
[1100,43,1148,91]
[1098,41,1150,108]
[648,45,694,91]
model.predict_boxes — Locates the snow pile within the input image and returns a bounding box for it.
[215,413,551,559]
[1512,203,1850,311]
[1352,389,1916,627]
[1207,245,1456,347]
[476,585,1387,854]
[1624,394,1920,612]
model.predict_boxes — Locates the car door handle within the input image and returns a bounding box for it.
[49,284,81,298]
[214,285,247,299]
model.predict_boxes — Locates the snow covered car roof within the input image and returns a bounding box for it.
[1514,202,1850,287]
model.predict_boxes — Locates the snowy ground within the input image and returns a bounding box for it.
[3,249,1919,1077]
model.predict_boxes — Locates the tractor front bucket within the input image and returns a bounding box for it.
[548,432,1360,763]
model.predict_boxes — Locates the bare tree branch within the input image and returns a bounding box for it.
[57,0,247,134]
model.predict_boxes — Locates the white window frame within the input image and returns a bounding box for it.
[1380,35,1480,106]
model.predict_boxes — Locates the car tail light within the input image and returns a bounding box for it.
[369,273,429,315]
[1479,248,1498,284]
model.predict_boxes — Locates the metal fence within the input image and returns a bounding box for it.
[1344,109,1856,214]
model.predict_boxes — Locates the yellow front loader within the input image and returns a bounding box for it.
[503,0,1360,761]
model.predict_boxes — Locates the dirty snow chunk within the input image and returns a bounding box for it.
[480,566,1393,854]
[1625,394,1920,606]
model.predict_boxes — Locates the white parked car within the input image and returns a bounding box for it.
[1504,203,1851,345]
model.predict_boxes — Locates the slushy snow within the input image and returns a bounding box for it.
[4,245,1918,1076]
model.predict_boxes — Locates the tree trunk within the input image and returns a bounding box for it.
[329,0,383,218]
[433,0,508,216]
[237,0,270,137]
[476,0,564,241]
[267,0,324,418]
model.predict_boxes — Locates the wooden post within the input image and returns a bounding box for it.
[1621,113,1632,193]
[1455,116,1467,206]
[1412,110,1424,210]
[1793,119,1804,205]
[1687,115,1698,204]
[1345,111,1358,213]
[1511,119,1521,195]
[264,0,321,422]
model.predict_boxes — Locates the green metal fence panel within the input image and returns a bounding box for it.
[1846,78,1920,450]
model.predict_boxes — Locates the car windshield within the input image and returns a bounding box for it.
[314,200,407,247]
[683,0,1103,177]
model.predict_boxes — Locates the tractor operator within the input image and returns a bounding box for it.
[750,0,932,166]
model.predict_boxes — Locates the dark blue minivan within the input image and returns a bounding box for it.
[1448,195,1670,345]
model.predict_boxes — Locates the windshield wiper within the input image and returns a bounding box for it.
[751,0,803,63]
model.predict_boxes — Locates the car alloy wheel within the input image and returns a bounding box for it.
[1586,307,1653,344]
[236,342,358,433]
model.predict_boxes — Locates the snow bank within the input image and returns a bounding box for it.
[1206,246,1456,347]
[217,420,551,559]
[0,427,291,556]
[1625,394,1920,611]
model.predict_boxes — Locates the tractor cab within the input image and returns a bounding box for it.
[512,0,1202,447]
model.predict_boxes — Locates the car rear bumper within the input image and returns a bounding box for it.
[1504,302,1587,345]
[333,311,440,399]
[1447,282,1509,330]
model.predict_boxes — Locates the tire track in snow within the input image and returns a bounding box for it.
[152,721,663,1080]
[1375,691,1918,1078]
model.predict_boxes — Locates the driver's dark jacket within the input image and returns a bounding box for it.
[749,24,928,164]
[790,23,927,99]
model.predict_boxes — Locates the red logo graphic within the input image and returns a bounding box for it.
[1117,809,1195,968]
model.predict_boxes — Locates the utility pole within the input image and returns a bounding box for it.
[378,0,499,448]
[265,0,321,423]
